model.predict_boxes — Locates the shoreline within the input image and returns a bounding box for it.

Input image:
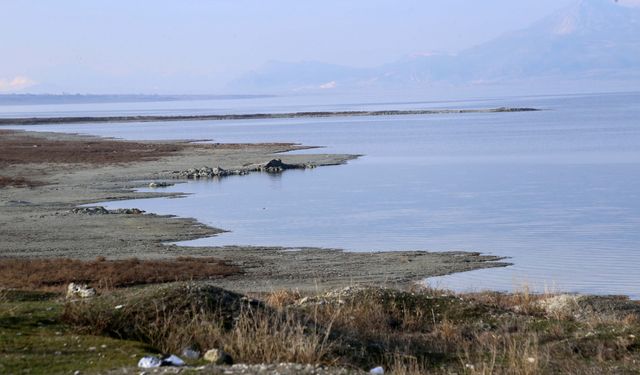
[0,107,540,126]
[0,129,507,293]
[3,129,639,374]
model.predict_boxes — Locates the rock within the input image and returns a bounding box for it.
[203,348,233,365]
[173,165,247,179]
[70,206,109,215]
[536,294,584,318]
[261,159,298,173]
[181,347,201,360]
[264,158,288,170]
[370,366,384,374]
[66,283,97,299]
[258,159,315,173]
[148,181,171,188]
[112,208,145,215]
[138,356,162,368]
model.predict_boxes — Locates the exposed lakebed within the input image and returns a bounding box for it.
[4,92,640,298]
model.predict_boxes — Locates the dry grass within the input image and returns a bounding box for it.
[263,289,303,309]
[285,287,640,373]
[0,257,240,290]
[61,284,640,373]
[62,283,334,364]
[224,305,335,364]
[385,354,429,375]
[464,286,548,316]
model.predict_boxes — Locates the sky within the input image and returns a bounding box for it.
[0,0,615,94]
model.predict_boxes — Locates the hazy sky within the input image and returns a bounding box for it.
[0,0,584,93]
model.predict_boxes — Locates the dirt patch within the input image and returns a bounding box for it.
[0,257,241,290]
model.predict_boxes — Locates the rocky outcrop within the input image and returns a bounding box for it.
[70,206,144,215]
[172,160,316,179]
[112,208,145,215]
[259,159,315,173]
[173,166,248,179]
[71,206,110,215]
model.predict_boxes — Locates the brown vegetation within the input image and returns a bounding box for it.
[0,175,41,188]
[62,284,640,374]
[0,257,240,290]
[62,283,333,364]
[0,129,183,166]
[0,130,306,172]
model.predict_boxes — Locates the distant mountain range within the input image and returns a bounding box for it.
[230,0,640,93]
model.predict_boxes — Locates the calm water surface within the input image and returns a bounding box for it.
[4,92,639,298]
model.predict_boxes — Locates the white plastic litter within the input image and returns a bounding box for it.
[370,366,384,374]
[162,354,185,366]
[137,356,162,368]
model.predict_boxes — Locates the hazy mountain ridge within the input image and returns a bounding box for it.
[230,0,640,92]
[230,61,375,92]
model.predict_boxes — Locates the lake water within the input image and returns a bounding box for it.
[3,92,639,298]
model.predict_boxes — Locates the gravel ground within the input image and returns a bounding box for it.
[108,363,366,374]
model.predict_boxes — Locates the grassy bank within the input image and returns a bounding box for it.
[0,290,154,374]
[2,282,638,374]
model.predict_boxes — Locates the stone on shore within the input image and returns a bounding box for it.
[260,159,314,173]
[173,166,247,179]
[203,348,233,365]
[148,181,171,188]
[71,206,109,215]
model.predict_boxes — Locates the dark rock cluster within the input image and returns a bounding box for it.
[172,159,315,180]
[173,166,247,179]
[70,206,145,215]
[259,159,314,173]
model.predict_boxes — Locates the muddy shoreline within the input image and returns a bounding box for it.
[0,107,539,126]
[0,130,508,293]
